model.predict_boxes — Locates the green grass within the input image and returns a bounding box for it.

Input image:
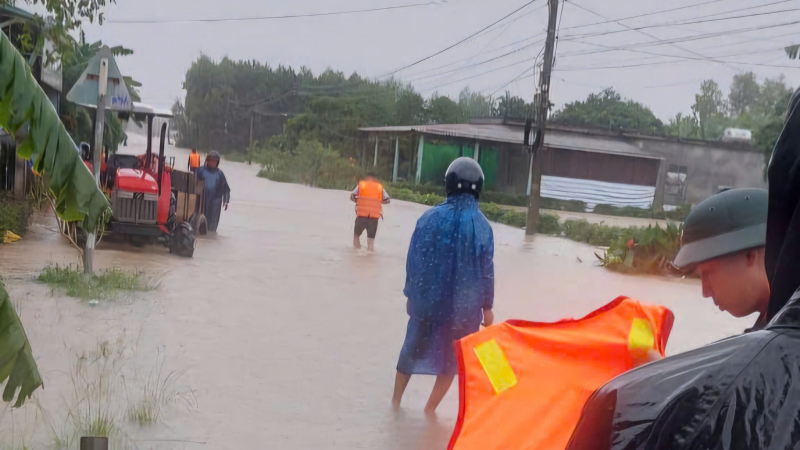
[39,266,151,300]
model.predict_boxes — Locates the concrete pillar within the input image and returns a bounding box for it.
[653,157,667,214]
[415,135,424,185]
[373,138,378,167]
[526,152,533,196]
[80,437,108,450]
[473,141,480,162]
[392,137,399,183]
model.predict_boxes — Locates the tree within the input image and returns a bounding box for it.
[665,112,701,139]
[692,80,726,140]
[550,88,664,133]
[1,0,115,63]
[758,75,793,115]
[496,92,531,120]
[728,72,760,116]
[428,93,463,124]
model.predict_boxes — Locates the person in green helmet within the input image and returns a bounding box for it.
[673,188,770,331]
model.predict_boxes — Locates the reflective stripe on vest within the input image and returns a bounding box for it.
[189,152,201,169]
[448,297,674,450]
[356,180,383,219]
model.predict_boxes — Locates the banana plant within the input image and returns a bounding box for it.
[0,29,110,231]
[0,29,111,405]
[0,279,40,407]
[786,44,800,60]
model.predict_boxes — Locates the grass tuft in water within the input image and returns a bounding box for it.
[38,265,152,300]
[125,352,193,426]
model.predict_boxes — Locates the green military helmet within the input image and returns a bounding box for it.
[673,188,768,268]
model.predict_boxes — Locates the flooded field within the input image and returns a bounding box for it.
[0,135,753,449]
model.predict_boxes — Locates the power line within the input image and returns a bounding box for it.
[674,0,792,22]
[554,52,800,72]
[551,0,566,67]
[420,55,539,92]
[696,28,800,51]
[107,2,435,23]
[490,66,534,97]
[405,37,545,83]
[378,0,538,78]
[403,32,547,78]
[560,19,800,57]
[560,0,727,31]
[561,8,800,41]
[565,0,737,73]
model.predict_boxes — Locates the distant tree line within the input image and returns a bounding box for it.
[550,73,794,169]
[173,55,533,155]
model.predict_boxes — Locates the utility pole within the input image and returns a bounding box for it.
[248,110,254,165]
[525,0,559,239]
[84,57,108,273]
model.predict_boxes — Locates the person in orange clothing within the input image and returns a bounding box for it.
[188,148,201,174]
[350,173,390,251]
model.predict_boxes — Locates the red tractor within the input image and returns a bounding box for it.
[97,103,202,257]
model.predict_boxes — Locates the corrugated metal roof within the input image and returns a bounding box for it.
[359,124,660,160]
[0,5,36,21]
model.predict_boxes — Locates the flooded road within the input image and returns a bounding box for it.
[0,134,754,449]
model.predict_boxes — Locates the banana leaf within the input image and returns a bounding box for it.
[0,279,42,407]
[0,30,110,232]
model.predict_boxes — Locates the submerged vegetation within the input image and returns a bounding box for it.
[39,266,153,300]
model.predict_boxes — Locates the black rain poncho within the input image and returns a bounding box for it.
[565,91,800,450]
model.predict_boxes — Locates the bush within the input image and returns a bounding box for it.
[593,204,652,218]
[498,209,527,228]
[595,222,684,276]
[537,214,561,235]
[479,202,505,222]
[390,188,445,206]
[0,193,32,237]
[481,191,528,207]
[256,139,364,190]
[540,197,586,212]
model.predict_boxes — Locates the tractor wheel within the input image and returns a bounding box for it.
[195,214,208,236]
[130,236,147,248]
[170,223,196,257]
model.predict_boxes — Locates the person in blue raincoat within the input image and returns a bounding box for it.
[392,157,495,415]
[196,151,231,233]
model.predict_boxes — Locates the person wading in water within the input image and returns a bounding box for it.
[392,157,495,415]
[196,150,230,233]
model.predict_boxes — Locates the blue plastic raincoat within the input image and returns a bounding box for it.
[397,193,494,376]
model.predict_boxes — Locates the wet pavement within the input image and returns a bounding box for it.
[0,134,754,449]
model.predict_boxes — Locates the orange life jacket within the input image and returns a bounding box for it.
[356,180,383,219]
[189,152,200,169]
[448,296,673,450]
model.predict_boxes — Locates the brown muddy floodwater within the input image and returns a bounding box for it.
[0,134,753,449]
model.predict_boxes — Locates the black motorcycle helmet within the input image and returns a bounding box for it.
[445,157,484,199]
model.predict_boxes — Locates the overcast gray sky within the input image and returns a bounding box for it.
[61,0,800,121]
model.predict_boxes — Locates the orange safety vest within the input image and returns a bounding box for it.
[448,296,673,450]
[189,152,200,169]
[356,180,384,219]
